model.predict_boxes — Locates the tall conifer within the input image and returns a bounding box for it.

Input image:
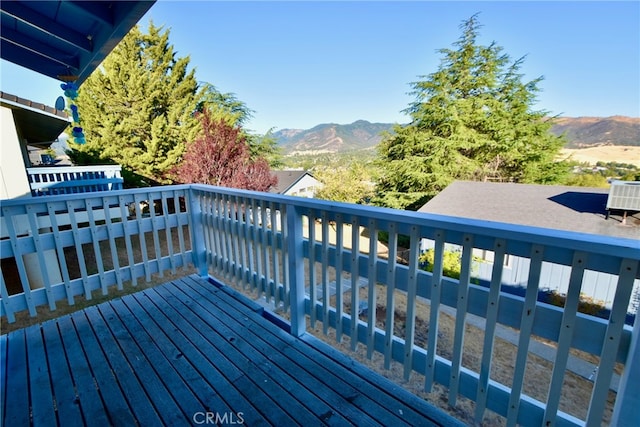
[68,23,200,186]
[375,15,568,210]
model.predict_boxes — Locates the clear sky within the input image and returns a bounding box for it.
[1,1,638,135]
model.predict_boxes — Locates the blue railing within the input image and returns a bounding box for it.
[26,165,124,196]
[1,184,638,426]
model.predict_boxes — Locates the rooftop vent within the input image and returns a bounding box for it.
[606,180,640,219]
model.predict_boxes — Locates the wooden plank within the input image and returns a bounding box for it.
[163,279,357,425]
[4,330,30,426]
[66,201,91,299]
[0,334,7,420]
[139,286,294,425]
[96,302,187,425]
[182,275,457,426]
[178,276,406,426]
[0,271,15,323]
[56,315,113,425]
[153,284,307,422]
[40,321,84,426]
[69,309,148,425]
[270,201,281,307]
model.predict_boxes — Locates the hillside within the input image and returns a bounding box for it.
[275,116,639,154]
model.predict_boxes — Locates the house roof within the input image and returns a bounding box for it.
[1,91,70,147]
[1,1,155,85]
[419,181,639,240]
[269,170,314,194]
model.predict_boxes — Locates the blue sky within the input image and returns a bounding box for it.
[1,1,638,134]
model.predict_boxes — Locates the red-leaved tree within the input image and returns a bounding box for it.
[172,110,276,191]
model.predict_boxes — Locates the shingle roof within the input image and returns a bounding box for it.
[419,181,639,240]
[269,170,313,194]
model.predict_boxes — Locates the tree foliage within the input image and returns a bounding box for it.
[67,23,201,186]
[375,15,568,210]
[314,162,374,204]
[171,110,276,192]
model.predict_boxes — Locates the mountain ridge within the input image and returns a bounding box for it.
[274,116,640,154]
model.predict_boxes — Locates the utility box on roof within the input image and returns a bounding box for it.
[606,180,640,218]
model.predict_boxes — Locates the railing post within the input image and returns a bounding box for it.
[286,204,306,337]
[188,187,208,277]
[611,302,640,425]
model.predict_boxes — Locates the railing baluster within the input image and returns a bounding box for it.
[238,197,250,287]
[506,244,545,426]
[475,238,507,423]
[25,205,55,310]
[251,199,261,292]
[591,258,639,425]
[0,273,14,323]
[384,222,398,370]
[321,211,330,335]
[173,191,189,270]
[308,211,317,328]
[261,201,271,301]
[449,234,474,406]
[85,198,107,294]
[66,201,91,299]
[147,197,163,279]
[335,213,345,342]
[133,194,151,282]
[425,230,445,392]
[161,193,176,275]
[366,219,378,360]
[103,197,123,290]
[350,216,360,351]
[118,195,136,286]
[270,201,280,307]
[403,225,420,380]
[543,251,588,425]
[2,206,36,315]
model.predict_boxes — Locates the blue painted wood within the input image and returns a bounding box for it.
[40,321,84,426]
[4,330,30,426]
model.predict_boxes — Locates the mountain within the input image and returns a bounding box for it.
[275,117,639,154]
[550,116,640,148]
[274,120,394,154]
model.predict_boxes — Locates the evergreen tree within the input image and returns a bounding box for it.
[375,15,568,210]
[171,109,277,192]
[67,23,200,186]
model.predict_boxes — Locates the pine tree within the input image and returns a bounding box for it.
[375,15,568,210]
[171,109,277,192]
[67,23,200,186]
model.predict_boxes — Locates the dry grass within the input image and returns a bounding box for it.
[560,145,640,167]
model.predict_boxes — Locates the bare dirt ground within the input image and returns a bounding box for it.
[560,145,640,167]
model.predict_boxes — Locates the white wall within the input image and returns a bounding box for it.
[1,106,31,199]
[286,174,322,198]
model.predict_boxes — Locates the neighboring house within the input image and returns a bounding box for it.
[0,92,70,199]
[418,180,640,313]
[270,170,322,198]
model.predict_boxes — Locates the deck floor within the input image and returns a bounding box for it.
[1,275,460,426]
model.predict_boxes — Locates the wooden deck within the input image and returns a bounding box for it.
[1,275,461,426]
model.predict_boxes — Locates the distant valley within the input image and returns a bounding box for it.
[274,116,640,156]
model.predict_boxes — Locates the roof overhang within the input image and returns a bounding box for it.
[1,91,70,147]
[1,1,155,85]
